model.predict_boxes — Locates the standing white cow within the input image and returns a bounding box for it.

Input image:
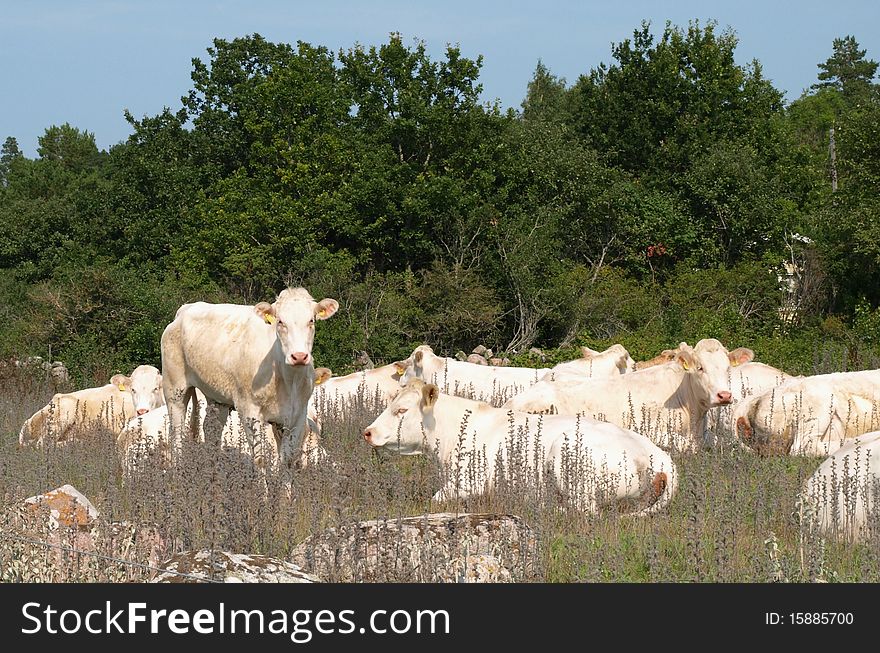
[362,379,677,515]
[503,339,751,452]
[19,374,135,446]
[798,431,880,541]
[161,287,339,467]
[734,369,880,456]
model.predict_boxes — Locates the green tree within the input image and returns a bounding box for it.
[521,60,567,122]
[0,136,23,187]
[37,123,104,173]
[812,35,879,103]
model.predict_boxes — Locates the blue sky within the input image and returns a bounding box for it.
[2,1,878,157]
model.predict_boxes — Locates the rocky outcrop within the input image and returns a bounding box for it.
[290,512,536,582]
[152,551,321,583]
[23,484,98,530]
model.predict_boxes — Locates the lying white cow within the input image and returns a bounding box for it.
[309,363,405,423]
[540,344,636,380]
[734,369,880,456]
[113,365,165,416]
[362,379,677,515]
[503,339,752,452]
[396,345,550,404]
[705,361,793,446]
[121,379,331,474]
[161,287,338,467]
[18,370,159,446]
[798,431,880,540]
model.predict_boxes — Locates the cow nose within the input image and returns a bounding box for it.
[363,429,373,443]
[136,408,148,416]
[716,391,732,404]
[290,352,310,365]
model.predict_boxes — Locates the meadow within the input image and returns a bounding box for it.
[2,356,878,583]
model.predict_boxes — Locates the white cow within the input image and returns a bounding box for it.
[540,344,636,381]
[734,369,880,456]
[19,374,135,446]
[706,361,794,445]
[120,368,333,470]
[503,339,752,452]
[113,364,165,416]
[396,345,550,404]
[309,363,405,420]
[161,287,339,467]
[362,380,677,515]
[798,431,880,540]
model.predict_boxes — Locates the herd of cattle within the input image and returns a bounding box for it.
[13,287,880,540]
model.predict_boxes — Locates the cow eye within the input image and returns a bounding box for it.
[395,407,408,416]
[697,366,704,372]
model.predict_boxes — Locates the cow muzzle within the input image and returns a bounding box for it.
[715,391,732,405]
[289,352,310,365]
[136,408,149,416]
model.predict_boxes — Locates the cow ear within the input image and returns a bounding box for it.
[421,383,439,409]
[675,349,697,372]
[393,360,410,376]
[315,298,339,320]
[255,302,277,324]
[580,346,597,358]
[728,347,755,366]
[110,374,130,392]
[314,367,332,385]
[414,349,424,364]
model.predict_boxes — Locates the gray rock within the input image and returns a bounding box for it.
[467,354,488,366]
[290,512,536,582]
[152,551,321,583]
[472,345,488,356]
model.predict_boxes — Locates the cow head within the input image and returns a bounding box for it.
[394,345,435,386]
[362,379,439,455]
[635,348,679,371]
[586,344,636,374]
[254,288,339,366]
[109,371,163,415]
[676,342,735,409]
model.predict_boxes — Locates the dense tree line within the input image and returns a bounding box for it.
[1,22,879,381]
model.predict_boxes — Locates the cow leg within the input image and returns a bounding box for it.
[203,400,230,447]
[167,385,195,459]
[277,407,309,472]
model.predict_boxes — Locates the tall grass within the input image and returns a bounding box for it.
[1,366,878,582]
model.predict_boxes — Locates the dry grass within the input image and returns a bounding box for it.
[1,368,878,582]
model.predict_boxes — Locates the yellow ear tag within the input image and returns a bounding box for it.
[264,314,276,325]
[317,309,327,318]
[731,359,739,367]
[395,365,406,375]
[315,377,324,385]
[118,384,126,392]
[681,361,689,371]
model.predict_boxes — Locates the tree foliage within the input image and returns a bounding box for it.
[1,28,879,377]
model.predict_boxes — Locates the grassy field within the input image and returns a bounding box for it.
[1,367,878,582]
